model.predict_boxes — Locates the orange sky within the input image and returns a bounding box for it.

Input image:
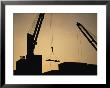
[13,13,97,73]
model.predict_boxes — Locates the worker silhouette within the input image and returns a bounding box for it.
[50,46,54,55]
[51,46,53,52]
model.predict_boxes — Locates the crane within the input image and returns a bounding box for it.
[26,13,45,59]
[76,22,97,51]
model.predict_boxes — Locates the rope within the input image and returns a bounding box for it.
[46,14,60,62]
[50,14,54,55]
[50,14,53,48]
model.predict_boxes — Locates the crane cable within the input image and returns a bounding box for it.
[48,14,59,60]
[46,14,54,61]
[50,14,54,55]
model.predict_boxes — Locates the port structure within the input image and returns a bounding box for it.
[76,22,97,51]
[14,13,45,75]
[14,14,97,75]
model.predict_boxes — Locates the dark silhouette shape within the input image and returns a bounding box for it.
[43,62,97,75]
[14,55,42,75]
[14,13,45,75]
[27,13,45,58]
[54,60,60,62]
[14,14,97,75]
[46,59,54,61]
[46,59,60,62]
[76,22,97,51]
[51,47,53,52]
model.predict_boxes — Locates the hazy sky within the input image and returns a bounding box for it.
[13,13,97,73]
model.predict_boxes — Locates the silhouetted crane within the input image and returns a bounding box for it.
[14,13,45,75]
[26,13,45,59]
[76,22,97,51]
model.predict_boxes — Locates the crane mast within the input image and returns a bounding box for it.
[26,13,45,59]
[76,22,97,51]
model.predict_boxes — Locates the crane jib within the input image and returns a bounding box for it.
[76,22,97,51]
[33,13,45,45]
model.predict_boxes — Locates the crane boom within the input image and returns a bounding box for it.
[27,13,45,59]
[76,22,97,51]
[33,13,45,45]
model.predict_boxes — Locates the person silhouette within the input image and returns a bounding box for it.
[51,46,53,53]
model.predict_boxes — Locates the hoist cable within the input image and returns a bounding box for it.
[50,14,54,55]
[50,14,53,48]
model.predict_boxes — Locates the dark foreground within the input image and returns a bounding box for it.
[14,59,97,75]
